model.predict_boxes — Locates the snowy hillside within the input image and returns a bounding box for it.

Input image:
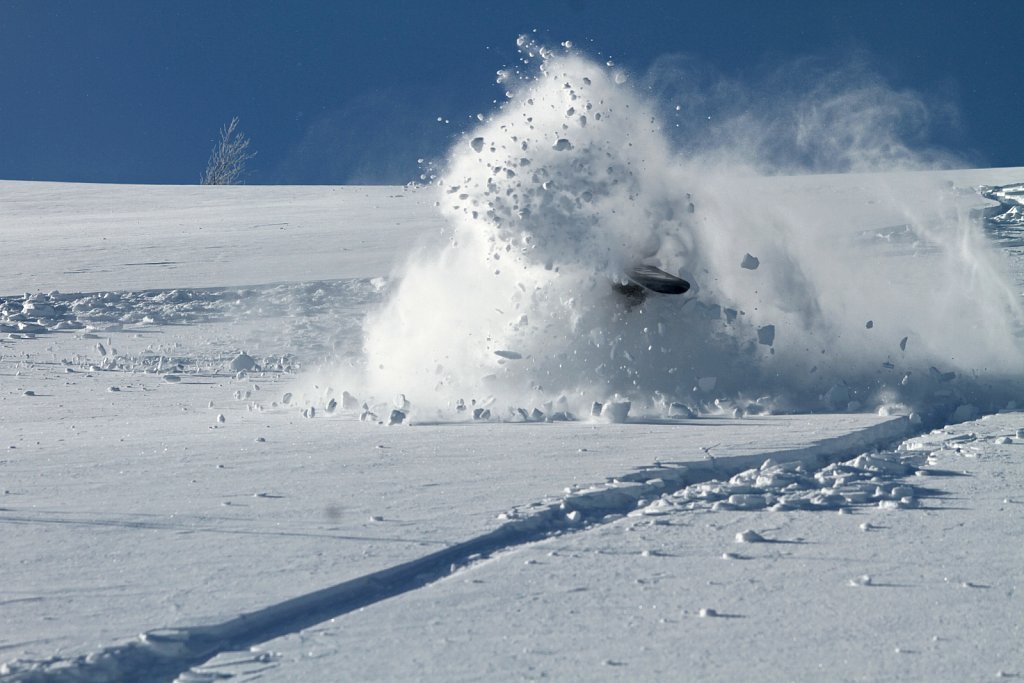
[2,166,1023,681]
[3,43,1024,683]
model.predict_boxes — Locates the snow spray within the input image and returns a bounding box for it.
[329,39,1024,421]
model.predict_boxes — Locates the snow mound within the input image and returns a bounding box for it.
[321,40,1024,422]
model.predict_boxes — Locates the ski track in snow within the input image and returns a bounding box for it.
[3,414,934,682]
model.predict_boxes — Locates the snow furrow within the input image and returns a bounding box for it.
[1,415,918,683]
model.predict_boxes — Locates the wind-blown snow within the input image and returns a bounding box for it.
[324,41,1024,421]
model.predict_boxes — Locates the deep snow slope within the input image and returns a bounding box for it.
[1,167,1023,682]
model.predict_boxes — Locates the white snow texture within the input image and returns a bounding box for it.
[332,40,1024,421]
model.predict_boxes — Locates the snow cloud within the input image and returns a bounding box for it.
[322,39,1024,421]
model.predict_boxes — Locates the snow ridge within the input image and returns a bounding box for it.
[1,415,919,682]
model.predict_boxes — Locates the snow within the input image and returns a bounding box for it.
[204,414,1022,683]
[2,43,1024,682]
[0,182,442,294]
[331,43,1024,423]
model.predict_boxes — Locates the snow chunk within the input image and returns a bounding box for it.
[757,325,775,347]
[600,400,631,423]
[735,529,766,543]
[740,253,760,270]
[230,352,257,372]
[668,402,696,418]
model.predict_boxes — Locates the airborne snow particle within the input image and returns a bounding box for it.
[757,325,775,347]
[698,608,718,618]
[470,137,485,153]
[494,350,523,360]
[216,414,226,424]
[866,320,874,329]
[740,254,760,270]
[552,138,573,151]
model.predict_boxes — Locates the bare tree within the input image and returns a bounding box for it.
[201,117,256,185]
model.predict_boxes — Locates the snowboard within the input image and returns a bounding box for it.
[612,265,690,304]
[626,265,690,294]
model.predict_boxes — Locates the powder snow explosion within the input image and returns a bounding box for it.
[323,39,1024,423]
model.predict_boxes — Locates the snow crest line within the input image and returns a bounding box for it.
[1,416,916,683]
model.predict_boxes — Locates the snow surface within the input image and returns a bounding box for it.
[2,43,1024,682]
[0,183,442,294]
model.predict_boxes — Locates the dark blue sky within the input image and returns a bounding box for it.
[2,1,1021,185]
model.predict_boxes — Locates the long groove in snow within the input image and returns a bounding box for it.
[1,416,916,683]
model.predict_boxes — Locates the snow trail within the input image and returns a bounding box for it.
[1,415,917,682]
[322,40,1024,421]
